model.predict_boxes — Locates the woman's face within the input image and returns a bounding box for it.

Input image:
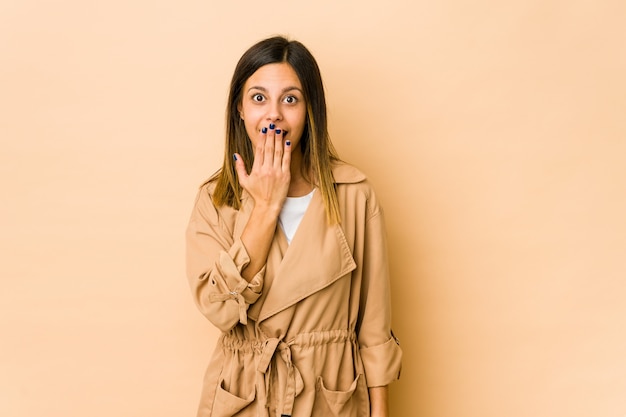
[238,63,307,152]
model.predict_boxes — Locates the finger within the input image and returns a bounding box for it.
[281,139,292,173]
[273,128,284,169]
[264,123,276,165]
[233,153,249,186]
[252,128,267,169]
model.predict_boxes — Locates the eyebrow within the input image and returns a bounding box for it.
[247,86,303,94]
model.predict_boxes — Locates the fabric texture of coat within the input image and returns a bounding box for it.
[186,162,402,417]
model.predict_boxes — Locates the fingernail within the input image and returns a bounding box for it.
[269,123,275,130]
[286,141,291,146]
[233,154,237,161]
[275,129,281,134]
[261,127,268,134]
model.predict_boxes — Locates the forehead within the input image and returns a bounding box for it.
[244,63,302,89]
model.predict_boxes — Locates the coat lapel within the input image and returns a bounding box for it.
[244,162,365,324]
[253,189,357,323]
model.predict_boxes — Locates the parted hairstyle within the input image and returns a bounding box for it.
[209,36,341,224]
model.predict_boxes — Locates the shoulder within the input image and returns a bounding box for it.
[332,161,382,217]
[332,161,377,196]
[331,161,367,184]
[191,178,238,226]
[198,176,218,197]
[194,177,219,211]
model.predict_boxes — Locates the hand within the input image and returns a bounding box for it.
[234,125,291,282]
[234,125,292,213]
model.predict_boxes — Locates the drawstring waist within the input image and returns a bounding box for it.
[257,338,302,417]
[220,329,356,417]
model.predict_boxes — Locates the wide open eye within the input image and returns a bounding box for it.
[283,95,298,104]
[252,93,265,102]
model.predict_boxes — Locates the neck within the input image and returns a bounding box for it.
[287,149,313,197]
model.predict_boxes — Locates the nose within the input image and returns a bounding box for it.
[265,100,283,122]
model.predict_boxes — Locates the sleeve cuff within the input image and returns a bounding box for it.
[360,335,403,387]
[225,237,264,302]
[206,239,265,326]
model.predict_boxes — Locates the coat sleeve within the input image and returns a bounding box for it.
[356,195,402,388]
[185,186,264,332]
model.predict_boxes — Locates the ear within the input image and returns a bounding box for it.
[237,103,244,120]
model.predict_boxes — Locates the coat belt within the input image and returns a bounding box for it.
[257,337,304,417]
[220,330,356,416]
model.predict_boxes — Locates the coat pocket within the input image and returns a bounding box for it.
[212,378,256,417]
[313,374,369,417]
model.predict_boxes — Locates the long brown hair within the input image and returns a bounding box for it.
[210,36,341,223]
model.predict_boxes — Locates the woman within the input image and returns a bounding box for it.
[186,36,402,417]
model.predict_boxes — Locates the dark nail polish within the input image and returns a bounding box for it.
[269,123,275,130]
[233,154,237,161]
[275,129,281,134]
[286,141,291,146]
[261,127,268,134]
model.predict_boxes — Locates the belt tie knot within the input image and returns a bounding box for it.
[257,337,303,417]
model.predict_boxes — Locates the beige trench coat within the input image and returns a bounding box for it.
[186,162,402,417]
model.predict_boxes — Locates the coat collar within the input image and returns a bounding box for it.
[245,185,357,323]
[331,161,367,184]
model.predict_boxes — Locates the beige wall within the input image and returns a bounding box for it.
[2,1,625,416]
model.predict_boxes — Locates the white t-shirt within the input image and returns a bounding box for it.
[279,189,315,244]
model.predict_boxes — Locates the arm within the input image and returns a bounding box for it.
[235,127,291,282]
[185,128,291,332]
[369,386,389,417]
[356,192,402,389]
[186,189,266,332]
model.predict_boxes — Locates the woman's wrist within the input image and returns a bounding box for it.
[369,386,389,417]
[251,199,284,218]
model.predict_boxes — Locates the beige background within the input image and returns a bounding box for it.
[1,1,625,416]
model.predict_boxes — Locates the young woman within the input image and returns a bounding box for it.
[186,36,402,417]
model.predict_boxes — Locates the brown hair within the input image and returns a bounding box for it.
[209,36,341,223]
